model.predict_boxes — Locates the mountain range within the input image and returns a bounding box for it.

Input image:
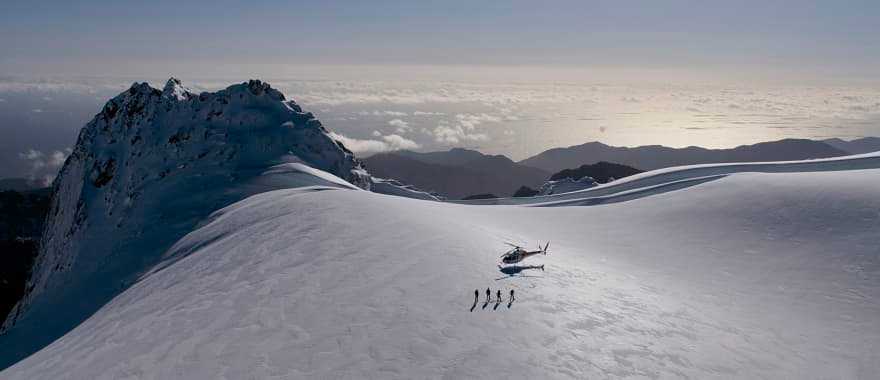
[363,149,550,199]
[518,138,858,173]
[363,137,878,199]
[821,137,880,154]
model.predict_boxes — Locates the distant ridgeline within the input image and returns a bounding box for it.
[548,161,643,182]
[367,137,878,199]
[518,138,871,173]
[363,148,549,200]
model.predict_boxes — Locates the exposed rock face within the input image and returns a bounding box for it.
[512,185,539,198]
[548,161,643,183]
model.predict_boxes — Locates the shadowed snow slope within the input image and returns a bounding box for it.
[3,160,879,378]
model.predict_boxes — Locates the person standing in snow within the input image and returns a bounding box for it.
[486,287,491,302]
[474,289,479,303]
[509,289,515,302]
[496,289,502,303]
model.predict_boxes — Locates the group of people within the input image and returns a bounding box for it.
[475,287,514,303]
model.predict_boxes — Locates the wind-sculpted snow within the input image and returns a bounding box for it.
[4,165,879,378]
[456,151,880,206]
[369,177,442,201]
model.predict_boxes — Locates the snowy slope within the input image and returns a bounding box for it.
[3,156,879,379]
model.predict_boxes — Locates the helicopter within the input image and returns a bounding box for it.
[500,241,549,265]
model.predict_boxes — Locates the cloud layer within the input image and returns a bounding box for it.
[328,132,420,155]
[1,75,878,175]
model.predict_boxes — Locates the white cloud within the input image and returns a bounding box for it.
[379,110,407,116]
[19,148,71,186]
[388,118,411,133]
[432,122,489,144]
[32,108,44,113]
[49,150,67,167]
[413,111,444,116]
[329,132,420,154]
[357,110,408,116]
[329,133,388,154]
[381,134,421,150]
[455,113,501,129]
[426,113,501,144]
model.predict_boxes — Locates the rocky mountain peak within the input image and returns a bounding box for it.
[2,78,372,337]
[161,77,192,101]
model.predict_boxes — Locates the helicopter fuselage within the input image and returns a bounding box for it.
[500,241,549,265]
[501,249,543,264]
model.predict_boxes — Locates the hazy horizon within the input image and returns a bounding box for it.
[2,1,879,181]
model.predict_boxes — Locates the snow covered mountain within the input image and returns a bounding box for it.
[0,78,434,367]
[3,149,880,378]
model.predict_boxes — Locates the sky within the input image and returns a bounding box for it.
[2,0,879,77]
[1,0,879,182]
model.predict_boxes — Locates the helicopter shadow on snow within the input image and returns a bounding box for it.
[494,264,545,281]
